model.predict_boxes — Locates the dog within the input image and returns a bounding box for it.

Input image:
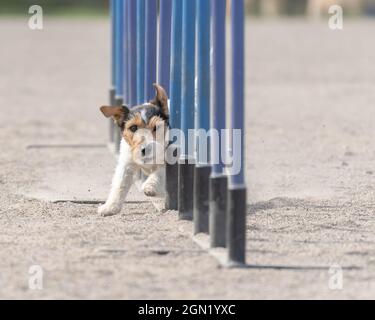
[98,84,169,216]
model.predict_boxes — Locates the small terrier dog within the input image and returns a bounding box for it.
[98,84,169,216]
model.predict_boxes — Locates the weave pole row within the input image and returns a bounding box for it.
[109,0,246,265]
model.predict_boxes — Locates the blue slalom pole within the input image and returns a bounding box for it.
[128,0,137,107]
[209,0,227,248]
[193,0,211,234]
[110,0,116,91]
[114,0,124,152]
[109,0,116,143]
[114,0,124,101]
[124,0,129,105]
[165,0,183,211]
[136,0,146,105]
[227,0,247,265]
[169,0,183,131]
[145,0,158,101]
[157,0,172,94]
[178,0,196,220]
[122,0,129,105]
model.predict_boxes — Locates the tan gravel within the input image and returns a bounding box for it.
[1,17,375,299]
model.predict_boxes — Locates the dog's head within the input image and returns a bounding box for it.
[100,84,169,169]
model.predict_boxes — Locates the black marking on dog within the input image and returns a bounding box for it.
[122,103,169,131]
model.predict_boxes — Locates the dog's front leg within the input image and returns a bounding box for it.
[142,167,165,197]
[98,141,136,217]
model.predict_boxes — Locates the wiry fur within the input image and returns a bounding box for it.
[98,84,168,217]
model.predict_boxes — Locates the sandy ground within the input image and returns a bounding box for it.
[1,17,375,299]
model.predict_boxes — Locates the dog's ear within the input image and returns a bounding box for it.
[100,105,130,127]
[150,83,169,117]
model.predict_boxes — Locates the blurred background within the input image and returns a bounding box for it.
[0,0,109,16]
[1,0,375,17]
[1,0,375,300]
[247,0,375,17]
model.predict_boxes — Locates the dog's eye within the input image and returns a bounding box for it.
[153,126,157,132]
[129,125,138,132]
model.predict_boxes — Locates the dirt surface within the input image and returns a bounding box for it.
[1,17,375,299]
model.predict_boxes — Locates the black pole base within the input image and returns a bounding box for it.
[114,97,123,153]
[209,175,228,248]
[165,162,179,211]
[178,159,195,221]
[165,144,180,211]
[193,165,211,234]
[109,88,116,143]
[227,187,247,265]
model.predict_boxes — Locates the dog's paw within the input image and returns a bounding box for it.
[98,203,121,217]
[142,181,158,197]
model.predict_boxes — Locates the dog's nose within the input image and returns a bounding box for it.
[142,144,153,158]
[141,146,146,157]
[142,143,157,159]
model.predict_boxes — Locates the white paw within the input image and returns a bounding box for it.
[142,181,158,197]
[98,203,122,217]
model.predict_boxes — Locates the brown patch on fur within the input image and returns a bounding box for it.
[150,84,169,117]
[122,114,146,150]
[147,116,166,138]
[100,106,129,128]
